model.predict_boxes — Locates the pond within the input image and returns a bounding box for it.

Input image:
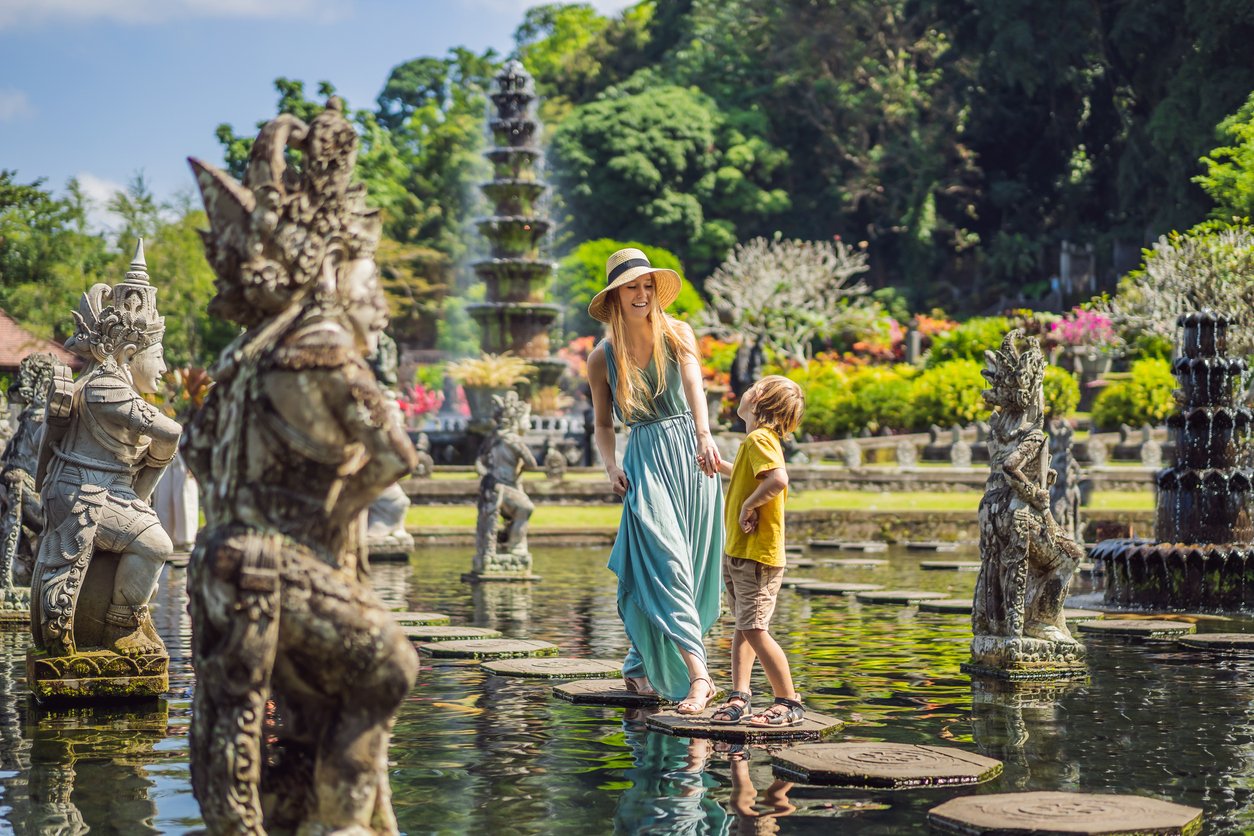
[1,544,1253,834]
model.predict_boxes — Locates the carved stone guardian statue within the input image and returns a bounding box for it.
[965,331,1086,680]
[366,333,416,559]
[27,241,183,699]
[0,353,57,623]
[186,98,419,834]
[468,390,539,581]
[1047,418,1084,544]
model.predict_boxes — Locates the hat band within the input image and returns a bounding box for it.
[607,258,652,284]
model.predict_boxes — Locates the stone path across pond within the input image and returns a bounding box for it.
[482,657,622,679]
[797,582,885,596]
[855,590,952,605]
[928,791,1203,835]
[402,625,502,642]
[1077,620,1197,639]
[772,742,1002,789]
[418,638,560,659]
[646,708,842,744]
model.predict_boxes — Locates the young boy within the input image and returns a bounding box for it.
[710,375,807,727]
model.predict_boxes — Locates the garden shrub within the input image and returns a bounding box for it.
[1043,365,1080,419]
[926,316,1012,366]
[782,359,856,439]
[909,359,989,428]
[848,365,917,433]
[1091,358,1177,430]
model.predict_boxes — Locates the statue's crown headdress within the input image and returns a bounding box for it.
[66,238,166,363]
[11,351,58,406]
[492,390,530,430]
[981,329,1045,410]
[188,98,381,327]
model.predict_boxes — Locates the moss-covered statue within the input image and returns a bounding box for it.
[186,98,419,834]
[966,331,1086,680]
[472,390,537,578]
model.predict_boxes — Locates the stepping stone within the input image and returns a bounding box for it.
[553,679,664,707]
[809,540,888,553]
[818,558,887,569]
[782,576,823,589]
[482,657,622,679]
[784,544,805,555]
[796,582,885,596]
[854,590,951,605]
[919,560,981,571]
[928,791,1202,835]
[918,598,972,614]
[402,625,502,642]
[1176,633,1254,651]
[771,742,1001,788]
[905,541,960,552]
[1076,620,1196,639]
[645,708,842,744]
[418,639,559,659]
[791,558,818,568]
[391,611,451,626]
[1063,608,1105,621]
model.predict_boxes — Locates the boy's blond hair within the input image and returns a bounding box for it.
[750,375,805,437]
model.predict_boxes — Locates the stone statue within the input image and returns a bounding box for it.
[542,439,567,481]
[366,333,415,558]
[0,353,56,619]
[185,99,419,834]
[967,331,1086,680]
[472,390,537,578]
[28,241,182,698]
[413,432,434,479]
[1047,419,1084,544]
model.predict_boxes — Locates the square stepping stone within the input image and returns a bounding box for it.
[854,590,951,605]
[1076,620,1196,639]
[917,598,973,614]
[818,558,887,569]
[1176,633,1254,651]
[402,625,502,642]
[418,639,559,659]
[771,742,1001,788]
[782,576,823,589]
[1062,608,1105,621]
[553,679,664,707]
[790,558,818,568]
[905,541,960,552]
[390,611,451,626]
[481,657,622,679]
[796,582,885,596]
[809,540,888,553]
[928,791,1202,835]
[919,560,981,571]
[645,707,842,743]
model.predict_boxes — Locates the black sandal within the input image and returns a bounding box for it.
[709,690,752,725]
[748,696,805,727]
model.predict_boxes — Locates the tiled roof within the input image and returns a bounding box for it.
[0,308,79,370]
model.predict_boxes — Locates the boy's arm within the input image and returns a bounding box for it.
[716,458,734,477]
[739,466,788,532]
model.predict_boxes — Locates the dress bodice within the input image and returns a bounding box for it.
[602,339,689,426]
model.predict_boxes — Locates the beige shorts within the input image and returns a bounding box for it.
[723,556,785,631]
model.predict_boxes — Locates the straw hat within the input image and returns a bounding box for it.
[587,247,682,323]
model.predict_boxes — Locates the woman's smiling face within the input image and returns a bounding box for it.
[615,275,655,320]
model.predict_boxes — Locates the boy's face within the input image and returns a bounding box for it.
[737,383,759,423]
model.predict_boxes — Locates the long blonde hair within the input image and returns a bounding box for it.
[606,293,693,421]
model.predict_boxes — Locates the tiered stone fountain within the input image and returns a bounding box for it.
[1093,311,1254,609]
[467,60,565,393]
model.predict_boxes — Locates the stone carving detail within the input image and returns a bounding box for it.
[185,99,419,834]
[29,241,182,683]
[839,438,861,467]
[543,439,567,481]
[473,390,537,577]
[0,353,56,615]
[366,333,415,557]
[895,439,918,467]
[1047,419,1083,544]
[967,331,1086,679]
[413,432,434,479]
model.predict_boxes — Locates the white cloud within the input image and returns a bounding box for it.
[0,0,350,30]
[74,172,127,235]
[0,88,32,122]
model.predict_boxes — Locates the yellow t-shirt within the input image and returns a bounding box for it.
[724,427,787,567]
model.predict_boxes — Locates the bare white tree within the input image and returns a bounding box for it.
[703,235,871,366]
[1096,226,1254,355]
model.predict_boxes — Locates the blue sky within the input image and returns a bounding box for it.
[0,0,629,231]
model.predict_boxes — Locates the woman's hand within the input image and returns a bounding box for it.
[606,465,629,497]
[695,431,722,477]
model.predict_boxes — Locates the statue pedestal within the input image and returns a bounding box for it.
[461,570,542,583]
[962,636,1087,681]
[26,648,168,701]
[367,531,415,561]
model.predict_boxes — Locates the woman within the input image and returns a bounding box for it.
[586,247,724,713]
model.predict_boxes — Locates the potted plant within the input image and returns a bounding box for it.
[447,352,537,424]
[1050,307,1121,377]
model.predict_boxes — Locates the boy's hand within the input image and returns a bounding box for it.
[740,504,759,533]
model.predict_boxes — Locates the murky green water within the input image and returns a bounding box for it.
[2,545,1254,834]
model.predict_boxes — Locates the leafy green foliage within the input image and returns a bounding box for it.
[909,360,990,429]
[926,317,1012,366]
[1196,90,1254,221]
[1091,359,1177,430]
[1043,365,1080,419]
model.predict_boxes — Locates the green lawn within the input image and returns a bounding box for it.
[406,489,1153,529]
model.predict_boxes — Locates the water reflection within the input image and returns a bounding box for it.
[969,678,1081,789]
[615,709,727,835]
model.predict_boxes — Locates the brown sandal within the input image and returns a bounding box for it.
[675,676,715,715]
[748,696,805,727]
[709,690,752,725]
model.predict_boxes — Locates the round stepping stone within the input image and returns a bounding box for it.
[809,540,887,553]
[771,742,1001,788]
[402,625,502,642]
[920,560,981,572]
[796,582,885,596]
[553,679,663,707]
[1062,608,1105,621]
[928,791,1202,835]
[1076,620,1196,639]
[818,558,887,569]
[905,541,960,552]
[1176,632,1254,651]
[918,598,972,614]
[645,708,842,744]
[481,657,621,679]
[418,639,559,659]
[854,590,951,605]
[391,611,451,626]
[782,576,823,589]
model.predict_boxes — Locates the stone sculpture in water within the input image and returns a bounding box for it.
[966,330,1086,680]
[0,353,57,620]
[185,98,419,834]
[471,390,537,579]
[28,241,182,699]
[1047,418,1084,544]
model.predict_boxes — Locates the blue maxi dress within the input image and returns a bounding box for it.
[604,341,724,702]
